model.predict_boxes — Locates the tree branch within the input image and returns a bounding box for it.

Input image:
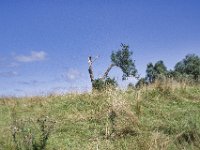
[102,64,116,80]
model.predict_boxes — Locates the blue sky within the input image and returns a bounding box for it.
[0,0,200,96]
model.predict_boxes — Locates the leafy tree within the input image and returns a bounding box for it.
[110,44,137,80]
[146,60,168,83]
[174,54,200,81]
[88,43,137,90]
[146,63,155,83]
[154,60,167,76]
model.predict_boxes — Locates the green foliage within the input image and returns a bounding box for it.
[92,77,118,91]
[92,79,105,91]
[154,60,168,75]
[10,115,55,150]
[146,60,168,83]
[172,71,194,84]
[111,43,137,80]
[127,83,135,90]
[174,54,200,81]
[105,77,118,87]
[146,63,155,83]
[135,78,148,88]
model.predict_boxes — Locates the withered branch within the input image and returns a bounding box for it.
[102,64,116,80]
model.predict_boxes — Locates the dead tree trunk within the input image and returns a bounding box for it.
[88,56,94,82]
[102,64,115,80]
[88,55,115,85]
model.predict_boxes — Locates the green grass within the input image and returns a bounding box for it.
[0,85,200,150]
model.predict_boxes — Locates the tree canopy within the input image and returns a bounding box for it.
[111,43,137,80]
[146,60,168,83]
[174,54,200,80]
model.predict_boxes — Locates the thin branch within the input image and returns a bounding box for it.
[92,55,99,63]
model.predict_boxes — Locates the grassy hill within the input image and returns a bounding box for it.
[0,83,200,150]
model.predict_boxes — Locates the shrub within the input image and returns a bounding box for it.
[92,77,118,91]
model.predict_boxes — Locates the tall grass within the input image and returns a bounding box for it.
[0,80,200,149]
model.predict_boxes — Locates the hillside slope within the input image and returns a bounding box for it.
[0,85,200,150]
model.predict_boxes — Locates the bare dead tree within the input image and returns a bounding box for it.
[88,56,94,82]
[87,44,137,89]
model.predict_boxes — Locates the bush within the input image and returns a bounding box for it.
[92,77,118,91]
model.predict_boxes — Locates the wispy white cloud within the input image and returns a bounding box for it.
[18,80,45,85]
[64,68,81,81]
[15,51,47,62]
[0,71,18,77]
[0,55,19,68]
[8,62,19,67]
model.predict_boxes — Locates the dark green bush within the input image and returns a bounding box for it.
[92,77,118,91]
